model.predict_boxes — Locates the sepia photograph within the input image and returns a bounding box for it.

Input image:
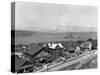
[11,2,98,73]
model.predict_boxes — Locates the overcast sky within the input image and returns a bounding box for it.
[15,2,98,32]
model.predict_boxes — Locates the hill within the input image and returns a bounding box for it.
[11,30,97,45]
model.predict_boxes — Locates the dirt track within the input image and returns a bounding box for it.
[36,50,97,72]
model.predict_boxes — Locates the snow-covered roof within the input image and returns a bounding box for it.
[45,43,65,49]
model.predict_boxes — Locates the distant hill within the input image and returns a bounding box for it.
[14,30,39,37]
[12,30,97,45]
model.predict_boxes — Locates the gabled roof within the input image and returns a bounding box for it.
[27,43,44,55]
[46,43,64,49]
[62,41,77,49]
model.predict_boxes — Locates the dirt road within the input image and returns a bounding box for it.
[37,50,97,72]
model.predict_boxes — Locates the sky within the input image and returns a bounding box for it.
[15,2,98,32]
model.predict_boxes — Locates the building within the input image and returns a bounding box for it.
[80,41,92,50]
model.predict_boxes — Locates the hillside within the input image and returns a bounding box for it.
[11,30,97,45]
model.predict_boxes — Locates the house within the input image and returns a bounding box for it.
[31,42,65,64]
[75,46,81,55]
[62,41,78,51]
[80,41,92,50]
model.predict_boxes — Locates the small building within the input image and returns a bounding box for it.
[80,41,92,50]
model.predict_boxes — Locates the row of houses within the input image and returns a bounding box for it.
[14,39,96,62]
[14,39,97,73]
